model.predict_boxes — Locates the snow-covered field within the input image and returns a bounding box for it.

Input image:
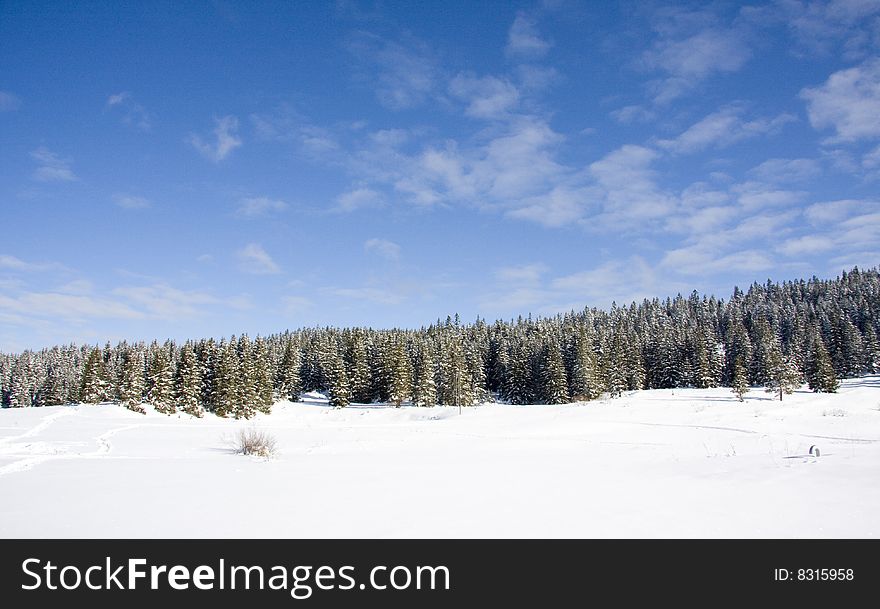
[1,377,879,538]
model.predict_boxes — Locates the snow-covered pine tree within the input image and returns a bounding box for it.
[324,341,350,408]
[413,341,437,407]
[502,337,532,404]
[276,339,302,402]
[386,338,412,407]
[9,352,37,407]
[251,336,274,414]
[569,328,603,400]
[147,347,175,414]
[763,332,800,401]
[213,339,241,417]
[80,346,109,404]
[605,330,628,398]
[175,342,203,417]
[731,356,749,402]
[345,329,372,403]
[235,334,258,419]
[807,329,839,393]
[540,338,569,404]
[119,347,146,413]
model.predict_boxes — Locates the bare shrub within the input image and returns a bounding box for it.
[233,427,277,457]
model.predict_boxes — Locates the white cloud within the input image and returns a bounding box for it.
[105,92,151,131]
[655,106,795,154]
[777,235,836,257]
[643,20,752,104]
[0,254,63,272]
[112,194,151,210]
[107,92,129,106]
[0,291,144,321]
[506,11,551,58]
[283,295,313,315]
[588,145,676,227]
[364,238,401,261]
[325,286,402,305]
[549,256,660,307]
[804,199,873,225]
[508,186,591,227]
[336,187,384,211]
[0,91,21,112]
[747,158,821,184]
[781,0,880,58]
[661,246,774,276]
[610,104,656,124]
[801,58,880,142]
[732,182,806,210]
[350,33,437,110]
[112,284,220,318]
[189,115,242,161]
[236,243,281,274]
[495,263,548,285]
[30,147,77,182]
[236,197,288,216]
[449,73,520,120]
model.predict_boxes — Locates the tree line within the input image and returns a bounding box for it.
[2,267,874,416]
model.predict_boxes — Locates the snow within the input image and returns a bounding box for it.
[1,378,879,538]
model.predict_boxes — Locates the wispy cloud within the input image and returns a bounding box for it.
[0,254,65,273]
[780,0,880,59]
[349,32,438,110]
[747,158,821,184]
[189,115,242,161]
[105,91,151,131]
[236,243,281,274]
[449,73,520,120]
[335,187,384,212]
[364,238,401,261]
[655,105,795,154]
[30,147,78,182]
[0,91,21,112]
[112,193,151,210]
[236,197,288,216]
[801,58,880,143]
[641,7,753,104]
[324,286,403,305]
[283,295,313,315]
[505,11,552,58]
[0,291,144,321]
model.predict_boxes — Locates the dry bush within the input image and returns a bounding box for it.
[233,427,277,457]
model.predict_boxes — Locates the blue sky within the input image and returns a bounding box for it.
[1,0,879,351]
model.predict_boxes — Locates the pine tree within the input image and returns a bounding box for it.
[731,356,749,402]
[175,343,203,417]
[569,329,603,400]
[502,339,533,404]
[251,337,274,414]
[764,335,800,401]
[346,330,372,403]
[147,348,175,414]
[807,330,839,393]
[324,345,351,408]
[413,342,437,407]
[386,339,412,407]
[540,339,569,404]
[80,347,109,404]
[214,340,241,418]
[276,340,302,402]
[119,348,146,414]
